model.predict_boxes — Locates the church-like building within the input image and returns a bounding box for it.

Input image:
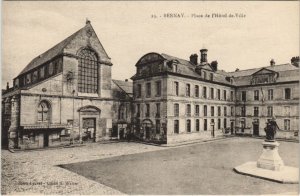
[2,21,299,149]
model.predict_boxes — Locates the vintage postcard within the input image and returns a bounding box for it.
[1,1,299,195]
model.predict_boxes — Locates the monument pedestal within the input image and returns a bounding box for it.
[256,141,284,171]
[234,141,298,184]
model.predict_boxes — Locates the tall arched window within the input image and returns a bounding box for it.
[38,101,51,122]
[78,48,98,93]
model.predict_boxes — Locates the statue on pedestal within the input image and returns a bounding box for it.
[264,116,280,142]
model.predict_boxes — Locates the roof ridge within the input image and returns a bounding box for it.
[17,25,86,77]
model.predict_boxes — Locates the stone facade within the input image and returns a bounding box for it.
[131,52,299,144]
[2,21,132,150]
[2,21,299,148]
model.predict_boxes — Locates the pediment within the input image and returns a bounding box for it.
[252,68,277,76]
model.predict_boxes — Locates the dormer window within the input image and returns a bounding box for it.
[210,73,213,81]
[203,71,207,80]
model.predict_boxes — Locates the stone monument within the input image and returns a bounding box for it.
[234,117,298,183]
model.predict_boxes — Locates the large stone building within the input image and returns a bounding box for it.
[2,21,132,149]
[131,51,299,144]
[2,21,299,149]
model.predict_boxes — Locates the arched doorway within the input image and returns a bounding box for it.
[142,119,153,140]
[78,105,101,142]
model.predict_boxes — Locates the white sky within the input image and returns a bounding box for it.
[2,1,299,89]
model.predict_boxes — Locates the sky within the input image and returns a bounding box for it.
[2,1,299,89]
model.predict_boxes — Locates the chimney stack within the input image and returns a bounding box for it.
[200,48,208,63]
[189,54,198,65]
[6,82,9,90]
[211,61,218,71]
[291,56,299,67]
[125,79,128,82]
[270,59,275,66]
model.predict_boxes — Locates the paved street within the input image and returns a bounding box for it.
[2,138,299,195]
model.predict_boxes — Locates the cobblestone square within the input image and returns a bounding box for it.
[2,138,298,195]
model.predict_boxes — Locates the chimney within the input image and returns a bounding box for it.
[270,59,275,66]
[200,48,208,63]
[86,18,91,24]
[189,54,198,65]
[291,56,299,67]
[6,82,9,90]
[235,68,240,72]
[211,61,218,71]
[125,79,128,82]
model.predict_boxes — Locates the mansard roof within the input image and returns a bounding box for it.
[17,22,110,77]
[230,64,299,86]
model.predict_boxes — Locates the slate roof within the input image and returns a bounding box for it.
[112,79,133,96]
[17,28,84,77]
[230,64,299,86]
[160,53,232,85]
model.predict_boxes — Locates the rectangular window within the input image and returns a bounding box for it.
[231,91,234,101]
[146,104,150,117]
[284,106,290,116]
[285,88,291,99]
[224,118,227,128]
[241,106,246,117]
[186,104,191,117]
[174,120,179,134]
[186,84,190,97]
[210,73,213,80]
[218,106,221,116]
[284,119,290,131]
[210,88,214,99]
[231,106,234,116]
[268,89,273,100]
[195,85,199,98]
[156,120,161,134]
[136,104,140,117]
[267,106,273,117]
[203,71,207,80]
[146,83,151,97]
[195,105,200,116]
[155,81,161,96]
[204,119,207,131]
[196,119,200,132]
[241,91,246,101]
[156,103,160,118]
[26,73,31,84]
[137,84,141,98]
[32,70,38,82]
[240,119,245,131]
[211,106,214,117]
[174,103,179,117]
[254,90,259,101]
[223,90,227,100]
[218,119,221,129]
[204,105,207,116]
[174,82,179,96]
[254,107,259,117]
[217,89,221,100]
[186,120,191,132]
[203,87,207,99]
[40,66,45,79]
[224,107,227,116]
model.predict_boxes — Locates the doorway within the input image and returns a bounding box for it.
[44,133,49,147]
[253,119,259,136]
[145,127,150,139]
[230,122,234,135]
[82,118,96,142]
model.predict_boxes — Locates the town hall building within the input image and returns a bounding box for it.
[2,21,299,149]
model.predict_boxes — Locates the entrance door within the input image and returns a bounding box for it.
[230,122,234,134]
[82,118,96,142]
[44,133,49,147]
[253,120,259,136]
[145,127,150,139]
